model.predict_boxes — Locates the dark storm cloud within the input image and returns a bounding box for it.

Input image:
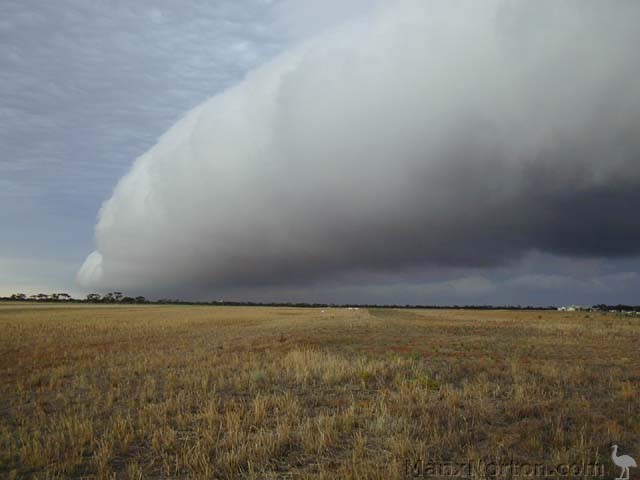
[77,0,640,297]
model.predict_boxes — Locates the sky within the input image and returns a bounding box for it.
[2,0,640,305]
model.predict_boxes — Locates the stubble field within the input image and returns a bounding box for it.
[0,304,638,479]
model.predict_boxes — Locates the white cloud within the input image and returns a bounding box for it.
[77,0,640,299]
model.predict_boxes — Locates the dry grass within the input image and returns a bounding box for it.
[0,304,638,479]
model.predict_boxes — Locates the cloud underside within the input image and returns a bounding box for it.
[79,0,640,296]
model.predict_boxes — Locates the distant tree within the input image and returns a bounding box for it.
[86,293,102,302]
[10,293,26,301]
[57,293,71,300]
[135,296,147,304]
[121,296,135,303]
[113,292,123,302]
[36,293,49,301]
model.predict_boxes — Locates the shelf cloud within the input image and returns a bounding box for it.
[78,0,640,297]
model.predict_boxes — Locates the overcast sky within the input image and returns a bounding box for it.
[2,0,640,305]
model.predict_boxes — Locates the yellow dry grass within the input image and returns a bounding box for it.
[0,304,638,479]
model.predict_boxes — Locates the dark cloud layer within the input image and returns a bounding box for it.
[0,0,286,195]
[76,0,640,300]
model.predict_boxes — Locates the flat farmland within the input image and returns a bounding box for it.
[0,304,638,479]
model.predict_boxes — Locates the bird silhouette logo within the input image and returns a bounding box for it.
[612,445,636,480]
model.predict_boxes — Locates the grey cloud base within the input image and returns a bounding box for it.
[78,0,640,297]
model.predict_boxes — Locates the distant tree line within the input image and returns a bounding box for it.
[6,292,73,301]
[85,292,148,304]
[1,292,638,311]
[3,292,148,304]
